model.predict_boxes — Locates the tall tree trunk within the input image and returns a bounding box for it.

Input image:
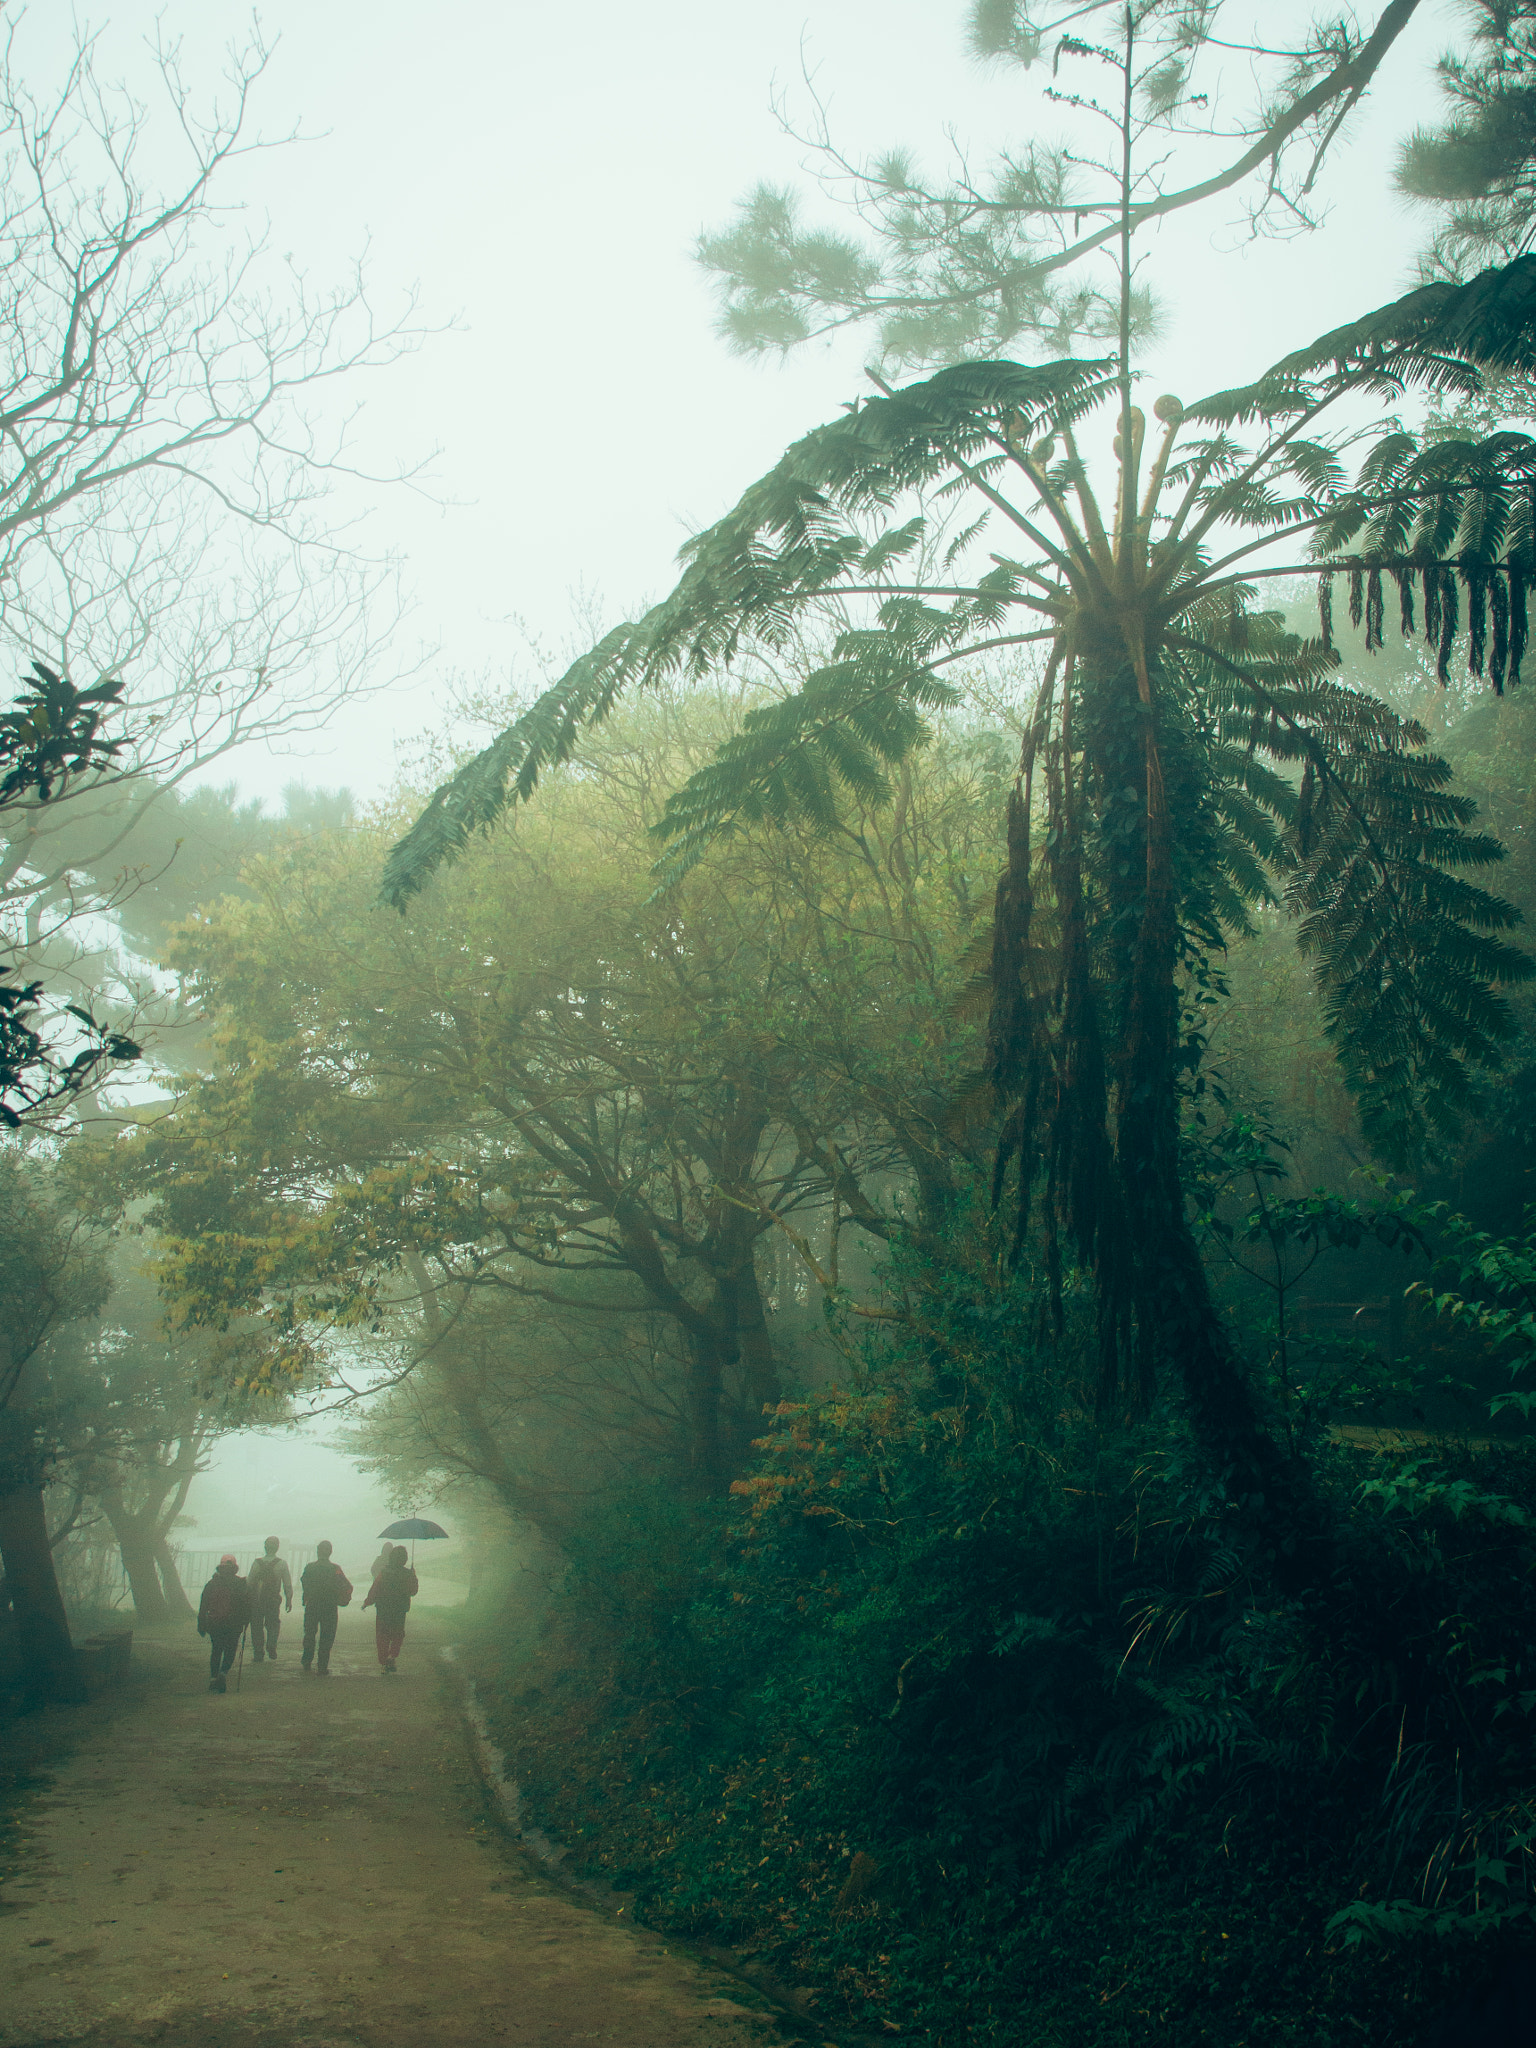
[0,1482,86,1703]
[101,1491,169,1624]
[119,1531,169,1624]
[148,1436,202,1623]
[730,1258,781,1422]
[684,1331,726,1491]
[153,1536,196,1621]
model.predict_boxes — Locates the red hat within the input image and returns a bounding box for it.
[219,1553,237,1566]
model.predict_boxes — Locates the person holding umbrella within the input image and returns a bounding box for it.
[362,1545,418,1674]
[376,1515,449,1567]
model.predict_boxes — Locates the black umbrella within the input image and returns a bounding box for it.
[378,1517,449,1567]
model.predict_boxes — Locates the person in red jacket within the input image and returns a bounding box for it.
[299,1540,352,1676]
[197,1556,251,1693]
[362,1545,418,1674]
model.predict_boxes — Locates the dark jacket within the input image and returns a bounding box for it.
[300,1558,354,1611]
[363,1562,418,1628]
[197,1567,251,1636]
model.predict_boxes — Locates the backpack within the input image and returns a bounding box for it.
[203,1575,237,1626]
[250,1556,280,1599]
[303,1560,352,1608]
[373,1565,413,1624]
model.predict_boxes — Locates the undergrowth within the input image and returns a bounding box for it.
[467,1226,1536,2046]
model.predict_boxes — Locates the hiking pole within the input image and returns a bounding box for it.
[236,1623,247,1693]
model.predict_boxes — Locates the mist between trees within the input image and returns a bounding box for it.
[12,3,1536,2044]
[0,13,423,1705]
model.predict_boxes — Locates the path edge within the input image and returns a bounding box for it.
[438,1644,884,2048]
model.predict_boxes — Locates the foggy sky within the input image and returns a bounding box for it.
[17,1,1457,801]
[182,1421,463,1606]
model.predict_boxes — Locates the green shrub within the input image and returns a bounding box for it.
[470,1218,1536,2043]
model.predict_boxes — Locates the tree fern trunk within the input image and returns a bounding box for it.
[1115,703,1322,1565]
[992,652,1322,1567]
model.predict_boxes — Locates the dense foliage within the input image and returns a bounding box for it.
[104,693,1007,1484]
[104,657,1536,2036]
[17,7,1536,2041]
[356,11,1536,2037]
[470,1208,1536,2046]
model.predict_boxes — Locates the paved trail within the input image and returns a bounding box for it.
[0,1616,779,2048]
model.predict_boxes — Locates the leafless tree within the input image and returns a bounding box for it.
[0,19,429,1100]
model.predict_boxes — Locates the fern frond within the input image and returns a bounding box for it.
[387,358,1110,901]
[381,614,661,906]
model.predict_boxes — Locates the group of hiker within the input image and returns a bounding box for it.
[195,1537,419,1693]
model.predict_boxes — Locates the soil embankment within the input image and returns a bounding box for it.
[0,1614,782,2048]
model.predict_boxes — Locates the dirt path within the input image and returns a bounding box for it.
[0,1615,784,2048]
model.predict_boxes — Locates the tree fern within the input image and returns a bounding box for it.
[388,243,1536,1522]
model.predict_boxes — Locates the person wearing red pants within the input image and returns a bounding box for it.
[362,1545,418,1674]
